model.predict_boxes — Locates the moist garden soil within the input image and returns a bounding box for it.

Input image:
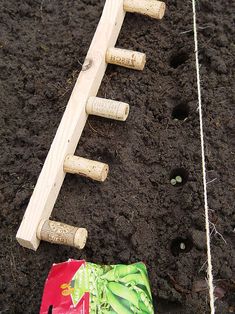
[0,0,234,313]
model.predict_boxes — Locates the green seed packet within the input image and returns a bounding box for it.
[40,259,154,314]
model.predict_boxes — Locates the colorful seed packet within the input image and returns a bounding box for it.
[40,259,154,313]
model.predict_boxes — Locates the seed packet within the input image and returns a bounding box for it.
[40,259,154,313]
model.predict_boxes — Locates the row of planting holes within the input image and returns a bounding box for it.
[47,53,192,314]
[46,53,192,314]
[170,100,193,256]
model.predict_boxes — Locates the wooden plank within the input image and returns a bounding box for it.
[16,0,126,250]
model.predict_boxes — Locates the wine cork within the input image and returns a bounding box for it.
[106,47,146,71]
[124,0,166,20]
[64,155,109,182]
[37,220,88,249]
[86,96,129,121]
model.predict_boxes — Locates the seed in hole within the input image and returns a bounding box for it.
[170,168,189,186]
[171,237,193,256]
[170,52,189,68]
[172,103,190,121]
[176,176,182,183]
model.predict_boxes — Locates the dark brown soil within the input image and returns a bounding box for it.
[0,0,234,313]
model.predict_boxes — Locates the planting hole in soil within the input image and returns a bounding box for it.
[170,168,189,186]
[170,237,193,256]
[172,103,190,121]
[170,52,189,69]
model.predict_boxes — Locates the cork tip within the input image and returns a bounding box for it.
[122,104,130,121]
[100,164,109,182]
[140,54,146,71]
[74,228,88,249]
[158,2,166,19]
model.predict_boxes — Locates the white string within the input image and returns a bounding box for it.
[191,1,216,313]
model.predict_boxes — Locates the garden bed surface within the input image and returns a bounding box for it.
[0,0,234,313]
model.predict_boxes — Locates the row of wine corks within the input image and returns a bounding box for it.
[35,0,166,250]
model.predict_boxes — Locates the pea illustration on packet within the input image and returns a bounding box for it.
[40,259,154,313]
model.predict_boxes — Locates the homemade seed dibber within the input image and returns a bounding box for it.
[16,0,166,250]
